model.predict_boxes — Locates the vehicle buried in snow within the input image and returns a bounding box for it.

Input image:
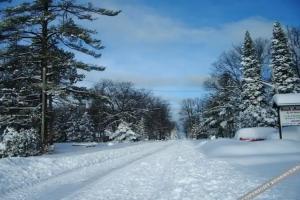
[235,127,278,141]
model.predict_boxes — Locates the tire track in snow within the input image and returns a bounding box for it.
[2,140,281,200]
[61,141,180,200]
[0,141,174,200]
[154,140,279,200]
[0,142,154,195]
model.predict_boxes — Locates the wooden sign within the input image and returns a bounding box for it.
[280,106,300,127]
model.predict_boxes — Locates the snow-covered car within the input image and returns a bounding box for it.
[235,127,278,141]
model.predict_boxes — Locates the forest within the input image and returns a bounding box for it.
[0,0,175,157]
[180,24,300,139]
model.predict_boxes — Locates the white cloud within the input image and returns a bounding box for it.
[79,0,275,112]
[90,0,273,48]
[82,69,209,88]
[79,2,274,89]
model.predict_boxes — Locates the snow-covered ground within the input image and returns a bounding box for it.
[0,139,299,200]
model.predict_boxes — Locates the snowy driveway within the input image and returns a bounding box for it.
[0,140,281,200]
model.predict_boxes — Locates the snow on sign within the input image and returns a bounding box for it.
[280,106,300,126]
[273,93,300,139]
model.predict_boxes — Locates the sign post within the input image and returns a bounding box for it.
[273,94,300,140]
[277,107,282,139]
[279,106,300,126]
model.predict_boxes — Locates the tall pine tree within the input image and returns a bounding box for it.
[0,36,41,132]
[0,0,120,148]
[271,22,299,93]
[240,31,275,128]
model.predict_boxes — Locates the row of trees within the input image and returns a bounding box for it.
[0,0,121,156]
[181,22,300,139]
[0,1,176,157]
[53,80,176,143]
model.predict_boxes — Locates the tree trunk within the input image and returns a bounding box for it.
[41,0,49,148]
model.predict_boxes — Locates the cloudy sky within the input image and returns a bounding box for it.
[77,0,300,118]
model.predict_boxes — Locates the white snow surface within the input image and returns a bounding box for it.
[235,127,279,140]
[282,126,300,141]
[0,140,299,200]
[235,126,300,141]
[273,93,300,106]
[0,142,5,150]
[199,139,300,199]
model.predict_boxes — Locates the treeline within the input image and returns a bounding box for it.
[0,1,175,158]
[53,80,176,143]
[181,23,300,139]
[0,0,120,157]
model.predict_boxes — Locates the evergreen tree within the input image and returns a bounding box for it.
[241,32,264,109]
[240,31,274,128]
[271,22,299,93]
[66,111,95,142]
[0,37,40,132]
[200,71,242,138]
[109,121,138,142]
[169,127,178,140]
[0,1,120,147]
[287,26,300,78]
[0,127,41,158]
[134,117,147,140]
[217,73,241,137]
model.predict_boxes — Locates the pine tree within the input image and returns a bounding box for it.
[0,127,41,158]
[218,74,241,137]
[79,112,96,142]
[66,111,95,142]
[240,31,272,128]
[241,32,264,108]
[0,1,120,148]
[169,128,178,140]
[271,22,299,93]
[110,121,138,142]
[134,117,147,140]
[0,37,41,132]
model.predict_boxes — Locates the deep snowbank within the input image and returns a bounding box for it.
[235,127,278,140]
[199,139,300,165]
[198,139,300,199]
[234,126,300,141]
[282,126,300,140]
[201,139,300,156]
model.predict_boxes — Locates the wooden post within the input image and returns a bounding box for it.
[277,106,282,139]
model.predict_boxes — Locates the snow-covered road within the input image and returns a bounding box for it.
[0,140,285,200]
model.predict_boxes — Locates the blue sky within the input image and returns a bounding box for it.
[3,0,299,118]
[76,0,299,118]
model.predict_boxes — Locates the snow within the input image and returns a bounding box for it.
[71,142,98,147]
[0,143,5,150]
[198,139,300,199]
[235,126,300,141]
[0,139,299,200]
[282,126,300,140]
[235,127,279,140]
[273,93,300,106]
[0,127,40,157]
[109,121,139,142]
[200,138,300,158]
[0,141,164,197]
